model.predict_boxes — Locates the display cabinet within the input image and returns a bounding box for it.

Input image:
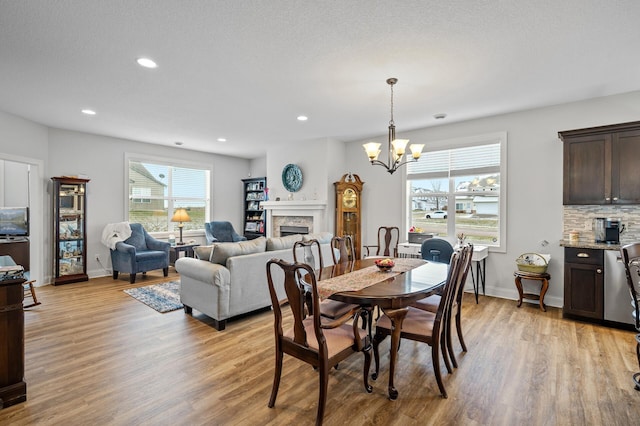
[334,173,364,259]
[242,177,266,240]
[52,177,89,285]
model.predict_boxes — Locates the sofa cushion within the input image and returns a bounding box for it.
[266,234,303,251]
[210,237,267,265]
[303,232,333,244]
[194,245,215,262]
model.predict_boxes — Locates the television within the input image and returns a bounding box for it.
[0,207,29,238]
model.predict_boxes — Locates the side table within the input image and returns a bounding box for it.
[514,270,550,312]
[470,245,488,304]
[170,243,199,265]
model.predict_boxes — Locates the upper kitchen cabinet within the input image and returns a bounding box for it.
[560,121,640,205]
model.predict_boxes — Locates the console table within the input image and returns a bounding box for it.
[397,241,488,303]
[0,277,26,408]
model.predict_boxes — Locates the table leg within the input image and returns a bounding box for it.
[514,275,524,307]
[539,278,549,312]
[383,307,408,400]
[480,259,486,295]
[470,262,479,304]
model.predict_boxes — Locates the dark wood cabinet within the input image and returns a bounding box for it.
[560,121,640,205]
[52,177,89,285]
[0,277,26,408]
[242,177,266,240]
[563,247,604,319]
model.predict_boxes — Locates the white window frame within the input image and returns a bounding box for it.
[402,132,507,252]
[124,153,213,238]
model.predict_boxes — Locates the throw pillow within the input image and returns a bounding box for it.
[303,232,333,244]
[266,234,303,251]
[194,245,215,262]
[210,237,267,265]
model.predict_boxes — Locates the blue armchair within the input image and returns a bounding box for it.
[110,223,170,284]
[204,221,247,244]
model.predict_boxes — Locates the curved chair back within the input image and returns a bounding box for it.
[421,238,454,264]
[621,243,640,330]
[364,226,399,257]
[331,235,355,264]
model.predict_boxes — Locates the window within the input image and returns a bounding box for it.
[406,132,507,250]
[126,156,211,234]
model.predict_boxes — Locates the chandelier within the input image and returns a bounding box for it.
[362,78,424,174]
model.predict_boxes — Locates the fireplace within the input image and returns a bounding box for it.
[261,200,327,238]
[280,225,309,236]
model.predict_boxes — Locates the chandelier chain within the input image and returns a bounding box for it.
[389,81,395,126]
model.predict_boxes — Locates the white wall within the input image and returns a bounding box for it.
[265,137,346,205]
[0,110,48,285]
[46,128,250,280]
[345,89,640,308]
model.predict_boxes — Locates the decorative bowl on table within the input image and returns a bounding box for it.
[375,258,395,272]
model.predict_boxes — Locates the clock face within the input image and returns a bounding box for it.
[342,188,357,209]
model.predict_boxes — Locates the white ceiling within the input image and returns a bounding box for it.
[1,1,639,159]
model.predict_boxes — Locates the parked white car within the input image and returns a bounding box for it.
[425,210,447,219]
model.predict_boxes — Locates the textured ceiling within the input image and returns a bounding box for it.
[1,0,639,158]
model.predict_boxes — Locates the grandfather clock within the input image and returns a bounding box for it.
[334,173,364,259]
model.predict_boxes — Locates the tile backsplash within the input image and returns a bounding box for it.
[563,205,640,244]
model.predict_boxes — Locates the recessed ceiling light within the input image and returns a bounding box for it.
[81,109,96,115]
[174,141,183,146]
[297,115,308,121]
[433,113,447,120]
[217,138,227,142]
[136,57,157,69]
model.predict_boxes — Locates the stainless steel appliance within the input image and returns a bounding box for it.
[594,218,625,244]
[604,250,634,325]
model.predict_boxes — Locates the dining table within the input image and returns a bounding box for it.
[309,257,449,400]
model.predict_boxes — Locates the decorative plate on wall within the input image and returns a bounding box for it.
[282,163,303,192]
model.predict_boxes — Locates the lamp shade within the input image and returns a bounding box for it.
[171,208,191,223]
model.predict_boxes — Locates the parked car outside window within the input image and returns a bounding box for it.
[425,210,447,219]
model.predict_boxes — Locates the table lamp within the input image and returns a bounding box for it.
[171,208,191,245]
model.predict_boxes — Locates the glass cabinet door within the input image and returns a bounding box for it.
[52,177,89,285]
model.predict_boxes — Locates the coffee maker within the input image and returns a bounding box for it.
[594,217,625,244]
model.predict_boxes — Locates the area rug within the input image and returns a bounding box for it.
[124,280,182,313]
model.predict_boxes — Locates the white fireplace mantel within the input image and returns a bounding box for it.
[262,200,327,237]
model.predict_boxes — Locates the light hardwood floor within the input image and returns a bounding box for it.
[2,270,640,425]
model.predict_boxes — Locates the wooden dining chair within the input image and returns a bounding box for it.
[621,243,640,389]
[266,259,372,425]
[412,243,474,368]
[330,235,355,264]
[372,248,464,398]
[293,239,359,321]
[363,226,399,258]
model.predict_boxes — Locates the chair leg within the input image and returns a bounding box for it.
[440,321,453,374]
[163,267,169,277]
[317,360,329,425]
[113,270,119,279]
[456,311,468,352]
[129,273,136,284]
[268,350,283,408]
[635,337,640,391]
[432,341,448,399]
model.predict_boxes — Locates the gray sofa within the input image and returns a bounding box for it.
[175,233,335,330]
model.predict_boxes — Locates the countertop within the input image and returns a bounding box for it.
[559,239,620,251]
